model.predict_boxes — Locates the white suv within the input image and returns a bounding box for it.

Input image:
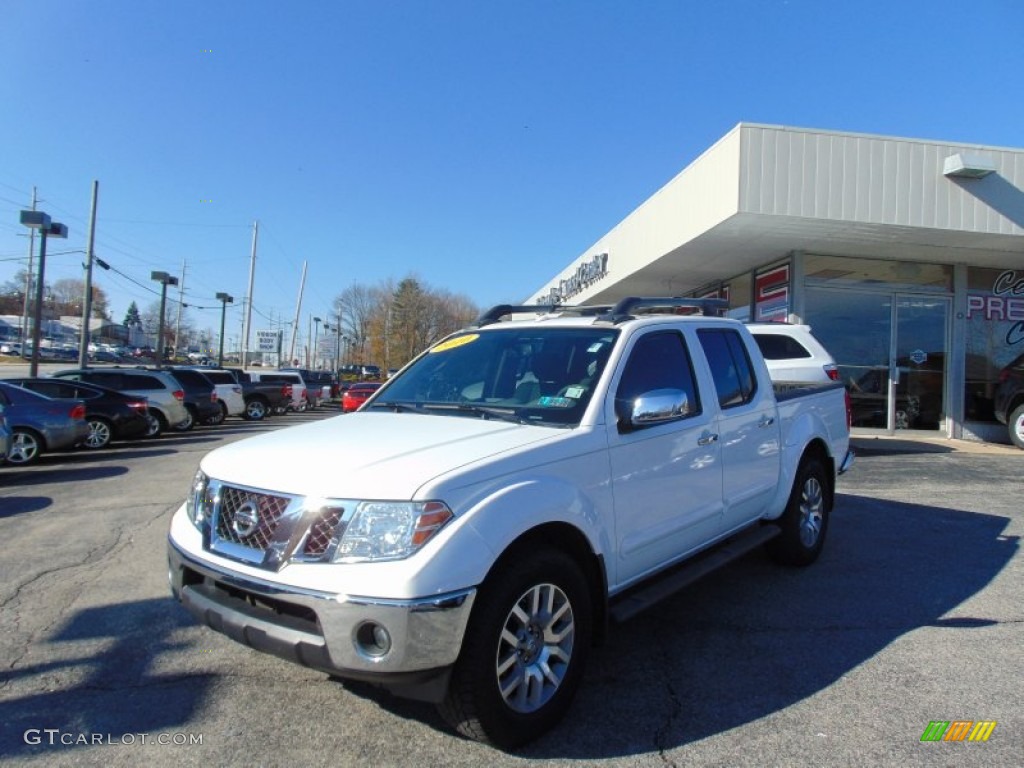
[747,323,839,383]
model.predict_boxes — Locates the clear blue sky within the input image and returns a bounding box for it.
[2,0,1022,342]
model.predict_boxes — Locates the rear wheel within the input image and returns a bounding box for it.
[144,412,165,438]
[83,417,113,449]
[767,455,831,566]
[1009,404,1024,450]
[206,402,227,426]
[174,405,196,432]
[7,429,43,465]
[439,549,591,749]
[244,398,268,421]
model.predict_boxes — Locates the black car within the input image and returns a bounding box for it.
[994,351,1024,449]
[163,368,221,430]
[3,377,151,449]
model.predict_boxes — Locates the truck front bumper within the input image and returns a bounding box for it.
[168,538,476,702]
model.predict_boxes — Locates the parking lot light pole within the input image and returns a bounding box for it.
[216,292,233,367]
[151,271,178,369]
[20,210,68,377]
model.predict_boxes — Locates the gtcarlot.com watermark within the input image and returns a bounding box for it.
[24,729,203,747]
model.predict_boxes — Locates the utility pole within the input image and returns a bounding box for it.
[173,260,187,361]
[20,187,37,357]
[77,181,100,368]
[240,220,258,366]
[288,260,307,365]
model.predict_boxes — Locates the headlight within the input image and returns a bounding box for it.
[333,500,452,562]
[186,470,211,526]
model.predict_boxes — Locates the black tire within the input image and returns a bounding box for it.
[7,428,43,465]
[174,405,197,432]
[1008,403,1024,450]
[83,417,113,450]
[438,549,592,749]
[206,402,227,426]
[244,398,268,421]
[767,455,831,566]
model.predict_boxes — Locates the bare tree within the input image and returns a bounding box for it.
[331,275,479,372]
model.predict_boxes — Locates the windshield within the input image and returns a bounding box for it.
[372,326,618,426]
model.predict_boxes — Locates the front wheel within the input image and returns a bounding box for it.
[438,549,591,749]
[7,429,43,465]
[767,455,831,566]
[1008,404,1024,450]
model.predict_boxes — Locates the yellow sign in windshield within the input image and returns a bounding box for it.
[429,334,479,354]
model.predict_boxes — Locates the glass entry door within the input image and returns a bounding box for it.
[805,290,949,434]
[892,296,948,431]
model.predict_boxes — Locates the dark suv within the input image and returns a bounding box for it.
[994,352,1024,449]
[163,368,221,430]
[280,368,335,407]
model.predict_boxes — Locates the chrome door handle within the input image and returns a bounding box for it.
[759,415,775,428]
[697,431,719,446]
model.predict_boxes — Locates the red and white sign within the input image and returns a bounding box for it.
[755,264,789,321]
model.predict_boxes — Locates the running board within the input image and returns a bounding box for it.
[609,524,780,623]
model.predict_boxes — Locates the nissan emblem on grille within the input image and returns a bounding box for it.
[232,500,260,538]
[212,485,292,557]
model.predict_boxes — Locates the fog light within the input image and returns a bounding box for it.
[355,622,392,658]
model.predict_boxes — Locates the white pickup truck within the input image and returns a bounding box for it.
[168,298,853,748]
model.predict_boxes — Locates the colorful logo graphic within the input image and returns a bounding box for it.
[920,720,997,742]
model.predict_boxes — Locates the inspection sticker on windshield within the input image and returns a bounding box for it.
[537,396,574,408]
[429,334,479,354]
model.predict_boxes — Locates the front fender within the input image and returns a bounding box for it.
[417,474,611,592]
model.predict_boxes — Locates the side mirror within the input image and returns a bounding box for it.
[619,388,690,432]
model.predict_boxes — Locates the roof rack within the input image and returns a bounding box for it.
[472,297,729,328]
[472,303,613,327]
[598,296,729,324]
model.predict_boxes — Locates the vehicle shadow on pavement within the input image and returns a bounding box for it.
[346,493,1017,757]
[525,493,1018,759]
[0,496,52,518]
[850,437,954,455]
[0,598,211,758]
[0,465,129,486]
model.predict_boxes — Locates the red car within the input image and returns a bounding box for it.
[341,382,381,412]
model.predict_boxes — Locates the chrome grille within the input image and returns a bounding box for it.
[301,506,345,557]
[214,485,290,551]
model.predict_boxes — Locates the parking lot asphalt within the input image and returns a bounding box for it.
[0,415,1020,767]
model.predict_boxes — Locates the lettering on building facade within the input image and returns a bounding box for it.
[541,253,609,305]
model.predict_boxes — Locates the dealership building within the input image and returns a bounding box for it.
[529,123,1024,443]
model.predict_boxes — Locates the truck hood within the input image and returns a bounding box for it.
[200,411,563,499]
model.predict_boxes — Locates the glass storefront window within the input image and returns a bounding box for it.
[805,254,952,293]
[804,288,949,431]
[806,289,893,428]
[965,267,1024,422]
[727,272,751,320]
